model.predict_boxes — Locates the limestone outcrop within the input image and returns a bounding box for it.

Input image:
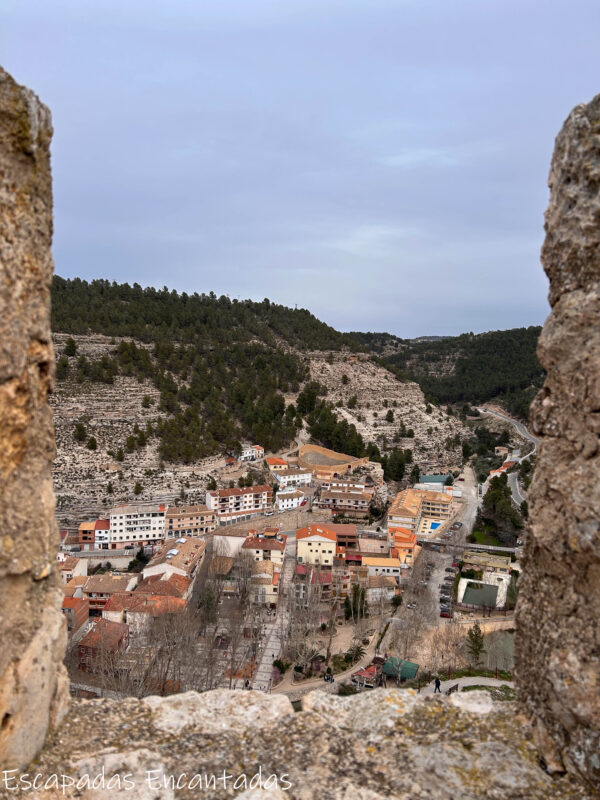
[8,689,593,800]
[0,67,69,769]
[516,94,600,788]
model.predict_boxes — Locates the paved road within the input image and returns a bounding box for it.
[419,675,515,696]
[253,532,297,691]
[477,407,538,505]
[477,407,539,455]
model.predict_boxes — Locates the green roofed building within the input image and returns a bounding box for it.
[382,657,400,678]
[400,660,419,680]
[383,657,419,682]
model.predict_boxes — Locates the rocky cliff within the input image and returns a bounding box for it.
[516,94,600,787]
[0,68,68,769]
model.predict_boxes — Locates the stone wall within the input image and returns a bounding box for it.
[0,68,69,769]
[516,94,600,787]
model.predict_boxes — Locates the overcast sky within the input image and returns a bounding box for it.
[2,1,599,337]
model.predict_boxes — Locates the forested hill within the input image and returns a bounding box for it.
[349,326,544,419]
[51,276,361,352]
[50,276,366,462]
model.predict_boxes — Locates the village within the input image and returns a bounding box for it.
[57,436,522,700]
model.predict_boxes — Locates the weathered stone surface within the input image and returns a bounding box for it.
[516,94,600,789]
[12,689,592,800]
[0,67,68,769]
[144,689,295,735]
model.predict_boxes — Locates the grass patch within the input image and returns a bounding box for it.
[470,527,504,547]
[461,684,516,701]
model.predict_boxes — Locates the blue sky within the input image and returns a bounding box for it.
[2,0,599,337]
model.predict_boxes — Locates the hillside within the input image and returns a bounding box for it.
[349,327,544,419]
[49,278,472,521]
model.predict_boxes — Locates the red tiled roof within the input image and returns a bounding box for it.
[79,618,128,650]
[62,597,87,610]
[242,535,286,551]
[104,592,185,615]
[135,573,191,598]
[296,525,338,542]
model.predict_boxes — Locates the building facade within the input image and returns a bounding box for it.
[275,468,312,489]
[165,504,217,537]
[276,487,305,511]
[206,485,273,524]
[296,526,337,568]
[108,503,167,549]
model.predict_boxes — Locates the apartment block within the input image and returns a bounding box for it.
[165,504,217,537]
[108,502,166,548]
[206,485,273,524]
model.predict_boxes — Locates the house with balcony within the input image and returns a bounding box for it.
[206,485,273,524]
[165,504,217,537]
[108,502,166,549]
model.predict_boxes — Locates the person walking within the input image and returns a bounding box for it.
[434,677,442,693]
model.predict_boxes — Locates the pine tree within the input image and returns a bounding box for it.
[73,422,86,443]
[466,622,486,666]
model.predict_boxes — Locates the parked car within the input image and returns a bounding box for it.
[444,567,456,573]
[406,603,417,610]
[457,478,464,482]
[454,522,463,528]
[440,610,453,618]
[427,561,435,568]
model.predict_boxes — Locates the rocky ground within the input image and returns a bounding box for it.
[306,351,469,470]
[13,688,594,800]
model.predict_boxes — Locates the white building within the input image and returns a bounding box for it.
[206,485,273,524]
[108,502,167,549]
[276,487,305,511]
[362,557,403,583]
[94,520,110,549]
[240,444,265,462]
[274,468,312,489]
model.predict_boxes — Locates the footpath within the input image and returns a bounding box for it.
[419,676,515,696]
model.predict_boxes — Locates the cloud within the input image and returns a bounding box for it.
[3,0,599,336]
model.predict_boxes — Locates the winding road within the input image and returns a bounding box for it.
[477,407,539,505]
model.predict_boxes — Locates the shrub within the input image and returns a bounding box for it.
[64,337,77,357]
[73,422,86,442]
